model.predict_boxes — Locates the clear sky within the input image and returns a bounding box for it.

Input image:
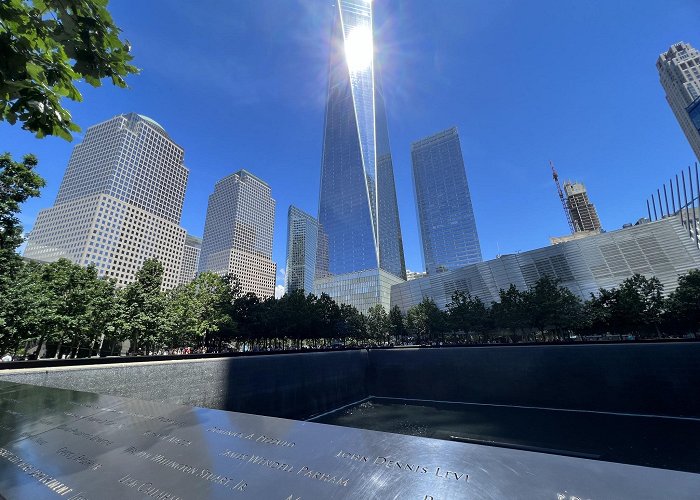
[2,0,699,290]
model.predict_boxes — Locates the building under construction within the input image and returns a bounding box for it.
[549,162,602,244]
[565,181,602,232]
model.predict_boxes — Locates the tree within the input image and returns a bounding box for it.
[0,152,45,252]
[0,152,45,352]
[406,298,448,345]
[166,272,235,350]
[388,305,407,345]
[665,269,700,335]
[446,291,491,342]
[366,304,390,345]
[491,285,528,340]
[524,276,582,339]
[1,0,137,139]
[615,274,664,337]
[338,304,366,344]
[120,259,167,354]
[316,293,341,345]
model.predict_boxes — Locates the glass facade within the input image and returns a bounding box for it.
[317,0,406,303]
[688,98,700,134]
[285,206,321,294]
[411,127,482,275]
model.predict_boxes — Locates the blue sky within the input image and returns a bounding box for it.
[2,0,699,288]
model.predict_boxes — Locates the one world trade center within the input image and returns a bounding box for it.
[315,0,407,313]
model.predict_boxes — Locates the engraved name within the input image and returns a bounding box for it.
[221,449,295,473]
[335,450,469,482]
[102,408,185,427]
[297,466,349,487]
[206,426,295,447]
[124,446,247,491]
[0,447,74,496]
[143,430,191,446]
[56,446,102,470]
[118,474,182,500]
[55,424,113,446]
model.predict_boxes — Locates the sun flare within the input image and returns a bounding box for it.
[344,25,373,72]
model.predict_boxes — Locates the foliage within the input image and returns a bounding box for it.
[584,274,665,337]
[388,305,407,345]
[167,272,236,348]
[120,258,167,354]
[406,298,448,344]
[524,276,582,338]
[0,0,138,139]
[366,304,390,345]
[446,291,491,341]
[0,152,45,253]
[491,284,527,337]
[664,269,700,334]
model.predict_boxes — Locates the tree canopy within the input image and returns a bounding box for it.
[0,0,137,139]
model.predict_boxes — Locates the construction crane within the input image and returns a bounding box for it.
[550,161,574,233]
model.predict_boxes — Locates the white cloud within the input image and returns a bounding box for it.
[275,285,286,299]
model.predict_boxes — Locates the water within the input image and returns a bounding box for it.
[314,398,700,473]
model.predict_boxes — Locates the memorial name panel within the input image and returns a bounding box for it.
[0,381,698,499]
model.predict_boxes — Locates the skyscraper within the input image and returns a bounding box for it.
[198,170,276,298]
[284,206,321,294]
[315,0,406,313]
[24,113,188,289]
[411,127,482,274]
[657,42,700,160]
[565,181,602,233]
[179,234,202,285]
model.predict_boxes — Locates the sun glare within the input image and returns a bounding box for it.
[345,26,373,72]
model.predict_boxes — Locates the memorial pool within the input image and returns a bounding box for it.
[314,397,700,473]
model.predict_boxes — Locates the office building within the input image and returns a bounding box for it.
[315,0,406,313]
[406,270,427,281]
[199,170,276,298]
[657,42,700,160]
[284,206,321,295]
[411,127,482,274]
[392,216,700,312]
[24,113,188,289]
[564,181,602,233]
[179,234,202,285]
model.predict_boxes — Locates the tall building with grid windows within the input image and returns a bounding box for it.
[198,170,276,298]
[315,0,406,313]
[285,206,321,294]
[658,42,700,161]
[24,113,188,289]
[179,234,202,285]
[411,127,482,275]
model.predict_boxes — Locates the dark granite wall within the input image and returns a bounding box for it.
[368,343,700,417]
[1,343,698,418]
[0,350,369,420]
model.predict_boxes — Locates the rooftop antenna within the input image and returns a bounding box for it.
[550,160,574,233]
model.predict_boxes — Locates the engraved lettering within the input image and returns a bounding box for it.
[335,450,370,462]
[0,448,74,496]
[296,466,349,487]
[56,447,102,470]
[143,430,191,446]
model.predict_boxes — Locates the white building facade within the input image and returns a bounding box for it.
[658,42,700,160]
[392,216,700,313]
[198,170,276,298]
[179,234,202,285]
[24,113,188,289]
